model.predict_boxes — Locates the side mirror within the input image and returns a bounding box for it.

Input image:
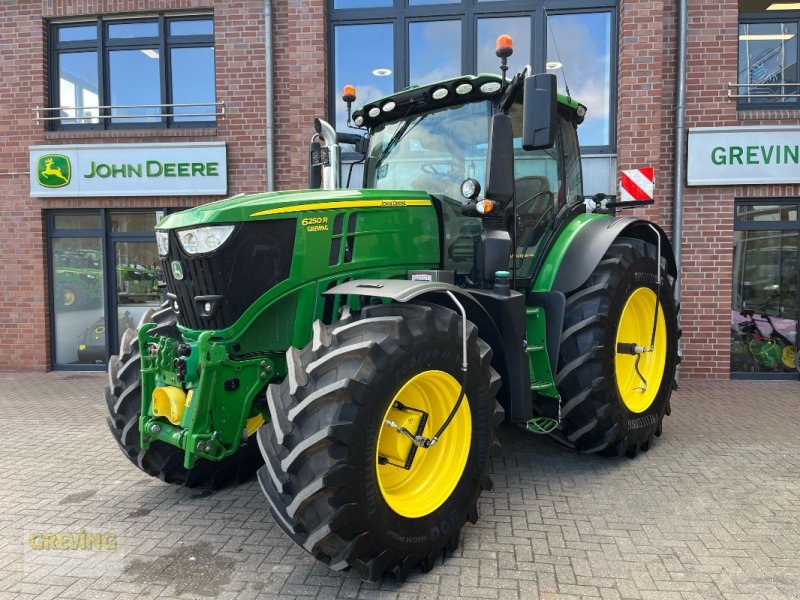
[522,73,557,151]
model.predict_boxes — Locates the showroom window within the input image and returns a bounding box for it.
[49,15,217,129]
[731,200,799,377]
[48,210,164,369]
[737,1,799,107]
[329,0,617,153]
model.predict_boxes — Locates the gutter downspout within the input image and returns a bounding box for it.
[673,0,688,301]
[265,0,276,191]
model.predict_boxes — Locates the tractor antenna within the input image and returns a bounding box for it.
[545,10,572,100]
[495,35,513,91]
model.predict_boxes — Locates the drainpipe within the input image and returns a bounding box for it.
[265,0,276,191]
[673,0,688,301]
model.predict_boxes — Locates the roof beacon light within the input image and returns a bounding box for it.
[342,84,358,128]
[495,34,513,59]
[495,34,513,89]
[342,85,357,104]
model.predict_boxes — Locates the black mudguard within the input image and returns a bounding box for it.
[551,217,677,294]
[324,279,532,423]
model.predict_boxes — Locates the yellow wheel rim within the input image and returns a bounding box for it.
[782,345,797,371]
[63,289,76,306]
[376,370,471,518]
[615,287,667,413]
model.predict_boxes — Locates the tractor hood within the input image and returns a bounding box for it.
[157,188,433,229]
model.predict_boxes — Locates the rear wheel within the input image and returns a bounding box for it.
[550,237,679,457]
[257,302,503,581]
[105,302,263,488]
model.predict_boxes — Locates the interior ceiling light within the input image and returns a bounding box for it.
[546,61,562,70]
[767,2,800,9]
[141,49,159,59]
[372,68,392,77]
[738,33,795,40]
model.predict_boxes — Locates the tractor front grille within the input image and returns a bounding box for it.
[161,219,296,330]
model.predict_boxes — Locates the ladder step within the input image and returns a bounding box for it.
[530,381,555,391]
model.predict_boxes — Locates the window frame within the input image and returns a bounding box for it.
[47,208,165,370]
[328,0,618,154]
[49,14,216,131]
[731,198,800,380]
[737,10,800,111]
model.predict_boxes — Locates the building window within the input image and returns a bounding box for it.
[50,15,216,129]
[738,2,799,107]
[731,200,799,377]
[49,210,164,369]
[329,0,616,153]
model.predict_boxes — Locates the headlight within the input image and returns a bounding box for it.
[177,225,235,255]
[155,230,169,256]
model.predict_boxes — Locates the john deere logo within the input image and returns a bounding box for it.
[37,154,71,188]
[171,261,184,280]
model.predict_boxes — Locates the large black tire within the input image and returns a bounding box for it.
[257,302,503,582]
[549,237,680,458]
[105,302,262,488]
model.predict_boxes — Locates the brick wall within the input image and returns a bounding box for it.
[617,0,800,377]
[0,0,326,370]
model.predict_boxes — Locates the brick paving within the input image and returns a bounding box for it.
[0,372,798,599]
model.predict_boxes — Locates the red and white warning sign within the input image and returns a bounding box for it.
[620,167,655,202]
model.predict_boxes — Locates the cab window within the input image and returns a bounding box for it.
[509,103,564,276]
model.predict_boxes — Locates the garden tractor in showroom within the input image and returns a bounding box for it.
[106,36,680,582]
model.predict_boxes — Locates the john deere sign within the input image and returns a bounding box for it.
[30,142,227,197]
[687,126,800,186]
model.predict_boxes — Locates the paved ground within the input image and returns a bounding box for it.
[0,372,798,600]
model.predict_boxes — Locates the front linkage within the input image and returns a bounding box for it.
[137,324,279,469]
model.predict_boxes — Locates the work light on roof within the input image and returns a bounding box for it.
[455,83,473,95]
[382,101,396,112]
[432,87,448,100]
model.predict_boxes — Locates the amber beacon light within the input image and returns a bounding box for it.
[342,84,357,104]
[495,34,513,58]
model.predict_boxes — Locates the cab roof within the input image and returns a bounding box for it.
[351,73,586,130]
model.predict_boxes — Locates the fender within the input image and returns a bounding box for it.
[534,215,677,295]
[324,279,532,423]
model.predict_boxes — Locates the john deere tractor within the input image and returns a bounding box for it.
[106,37,679,582]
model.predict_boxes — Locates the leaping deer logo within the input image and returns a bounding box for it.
[37,155,71,188]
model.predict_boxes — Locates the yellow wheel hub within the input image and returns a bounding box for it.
[615,287,667,413]
[376,370,471,518]
[63,289,76,306]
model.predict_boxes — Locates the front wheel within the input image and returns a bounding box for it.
[550,237,680,457]
[257,302,503,582]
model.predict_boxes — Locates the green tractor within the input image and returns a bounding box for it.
[106,39,679,582]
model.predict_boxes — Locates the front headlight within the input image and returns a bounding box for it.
[177,225,235,255]
[155,230,169,256]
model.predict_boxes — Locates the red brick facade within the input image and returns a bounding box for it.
[0,0,326,370]
[0,0,797,376]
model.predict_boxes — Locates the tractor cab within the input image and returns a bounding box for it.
[314,37,588,289]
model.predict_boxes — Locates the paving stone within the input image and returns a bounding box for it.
[0,373,798,599]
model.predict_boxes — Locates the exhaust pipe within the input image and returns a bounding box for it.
[314,118,341,190]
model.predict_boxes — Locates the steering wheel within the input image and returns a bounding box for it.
[421,163,456,176]
[517,190,553,213]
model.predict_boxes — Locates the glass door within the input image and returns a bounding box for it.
[731,202,800,376]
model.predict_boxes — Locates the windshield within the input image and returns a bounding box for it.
[364,100,491,200]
